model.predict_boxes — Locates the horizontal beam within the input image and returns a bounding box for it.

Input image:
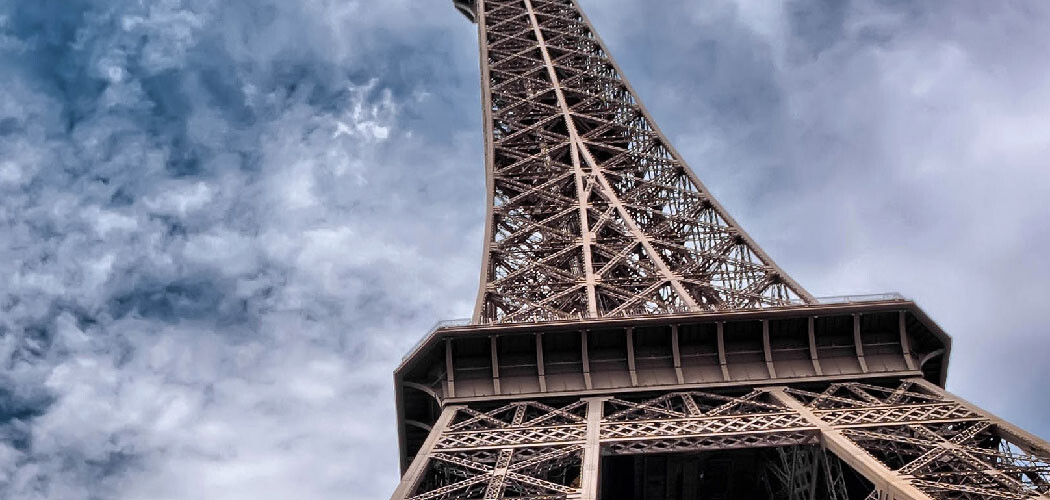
[442,370,925,404]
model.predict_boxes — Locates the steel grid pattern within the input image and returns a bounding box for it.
[782,381,1050,500]
[599,390,817,454]
[401,380,1050,500]
[472,0,811,324]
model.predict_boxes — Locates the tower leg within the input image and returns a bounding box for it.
[772,381,1050,500]
[769,387,932,500]
[910,378,1050,456]
[579,397,605,500]
[390,406,460,500]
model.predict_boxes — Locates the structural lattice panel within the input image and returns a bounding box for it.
[397,381,1050,500]
[473,0,811,323]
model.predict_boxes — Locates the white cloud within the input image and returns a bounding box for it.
[0,0,481,498]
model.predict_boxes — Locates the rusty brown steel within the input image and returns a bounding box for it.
[469,0,813,324]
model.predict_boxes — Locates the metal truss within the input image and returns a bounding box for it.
[600,389,818,455]
[772,380,1050,500]
[471,0,813,323]
[391,378,1050,500]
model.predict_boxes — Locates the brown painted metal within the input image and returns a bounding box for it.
[396,381,1050,500]
[389,1,1046,499]
[468,0,813,325]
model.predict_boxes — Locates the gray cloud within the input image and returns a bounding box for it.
[587,0,1050,435]
[0,0,1048,499]
[0,1,482,498]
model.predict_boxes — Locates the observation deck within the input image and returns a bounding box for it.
[394,294,952,471]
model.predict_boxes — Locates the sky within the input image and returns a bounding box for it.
[0,0,1048,499]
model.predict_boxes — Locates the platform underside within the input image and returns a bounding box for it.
[391,379,1050,500]
[395,300,952,471]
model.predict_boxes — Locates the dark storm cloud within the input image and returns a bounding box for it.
[0,0,1048,498]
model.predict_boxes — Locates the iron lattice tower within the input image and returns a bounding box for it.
[391,1,1050,499]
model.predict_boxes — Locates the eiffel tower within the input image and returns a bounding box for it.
[390,1,1050,499]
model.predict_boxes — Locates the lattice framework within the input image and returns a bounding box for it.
[395,380,1050,500]
[473,0,812,323]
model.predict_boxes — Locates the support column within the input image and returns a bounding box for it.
[445,339,456,398]
[671,324,685,384]
[626,327,638,387]
[768,387,931,500]
[762,319,777,378]
[808,316,823,376]
[390,406,461,500]
[853,314,869,373]
[536,333,547,393]
[579,397,606,500]
[716,322,730,381]
[898,311,916,370]
[490,336,501,394]
[581,330,592,389]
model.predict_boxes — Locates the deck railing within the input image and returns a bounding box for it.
[401,293,908,362]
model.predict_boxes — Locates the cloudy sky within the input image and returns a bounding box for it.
[1,0,1048,498]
